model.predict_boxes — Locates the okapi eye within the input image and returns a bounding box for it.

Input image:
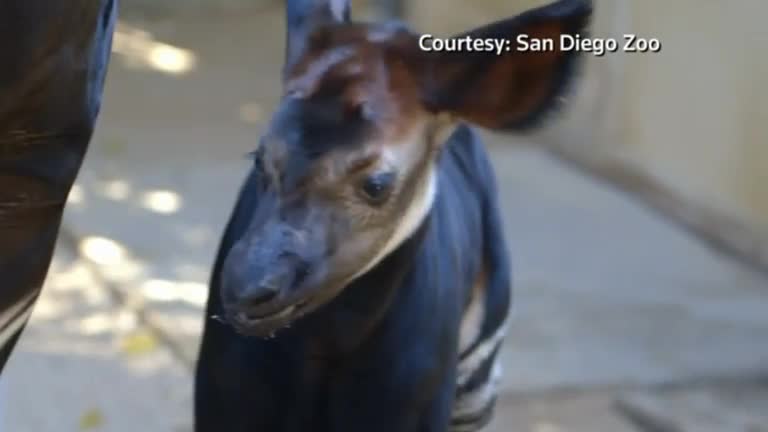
[360,172,395,204]
[346,101,372,120]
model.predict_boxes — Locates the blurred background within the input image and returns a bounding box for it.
[3,0,768,430]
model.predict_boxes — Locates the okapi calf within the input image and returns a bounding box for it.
[195,0,591,430]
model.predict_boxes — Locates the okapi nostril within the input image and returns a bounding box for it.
[291,262,310,289]
[241,269,295,307]
[242,284,279,307]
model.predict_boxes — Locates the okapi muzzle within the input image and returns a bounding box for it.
[220,205,327,336]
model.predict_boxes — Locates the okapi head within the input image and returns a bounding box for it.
[221,0,591,336]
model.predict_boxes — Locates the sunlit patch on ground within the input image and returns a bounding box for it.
[3,243,194,431]
[99,179,133,202]
[140,279,208,307]
[67,183,85,206]
[76,235,147,285]
[76,311,138,336]
[79,236,128,266]
[112,22,198,76]
[31,262,108,323]
[140,189,183,214]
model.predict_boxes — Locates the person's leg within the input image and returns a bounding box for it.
[0,0,118,372]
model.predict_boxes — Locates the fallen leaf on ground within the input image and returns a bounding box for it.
[120,330,159,355]
[79,408,105,430]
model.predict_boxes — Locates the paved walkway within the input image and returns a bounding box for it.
[3,244,192,432]
[2,10,768,432]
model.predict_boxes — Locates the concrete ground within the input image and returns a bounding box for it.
[3,8,768,432]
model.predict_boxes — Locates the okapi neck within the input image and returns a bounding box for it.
[295,213,432,354]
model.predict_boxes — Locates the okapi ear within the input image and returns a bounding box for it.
[412,0,592,131]
[284,0,351,75]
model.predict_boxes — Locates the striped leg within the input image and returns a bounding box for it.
[452,317,507,432]
[451,139,512,432]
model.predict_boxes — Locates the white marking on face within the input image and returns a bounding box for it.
[347,164,437,283]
